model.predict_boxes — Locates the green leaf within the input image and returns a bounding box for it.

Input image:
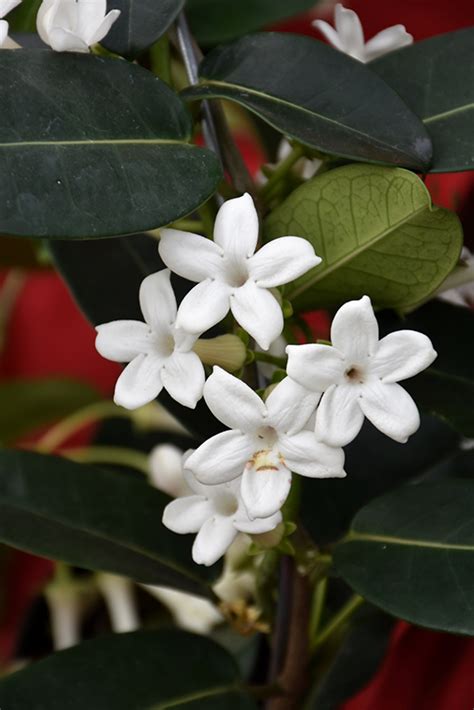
[182,33,432,169]
[6,0,41,32]
[301,415,459,545]
[0,630,257,709]
[103,0,184,58]
[187,0,318,45]
[0,50,221,239]
[372,27,474,173]
[0,449,217,596]
[50,235,224,440]
[264,164,462,312]
[334,480,474,635]
[0,378,102,445]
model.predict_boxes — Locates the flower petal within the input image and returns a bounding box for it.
[248,237,321,288]
[231,280,283,350]
[192,516,238,566]
[266,377,320,435]
[162,495,213,534]
[235,510,282,534]
[87,9,121,45]
[241,461,292,519]
[315,383,365,447]
[371,330,437,383]
[159,229,223,282]
[213,193,259,260]
[149,444,190,498]
[279,431,346,478]
[76,0,105,39]
[36,0,58,44]
[95,320,152,362]
[286,343,345,392]
[330,295,379,362]
[114,353,164,409]
[139,270,176,333]
[364,25,413,62]
[360,380,420,443]
[144,586,221,634]
[186,430,254,485]
[0,0,21,18]
[204,366,266,432]
[312,18,344,51]
[48,27,90,52]
[161,351,205,409]
[0,19,7,45]
[334,3,366,60]
[176,279,231,334]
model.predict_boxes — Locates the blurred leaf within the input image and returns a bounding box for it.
[0,378,102,445]
[103,0,184,58]
[187,0,319,44]
[0,236,42,267]
[0,630,257,709]
[0,450,218,595]
[0,50,221,239]
[264,164,462,312]
[50,235,223,440]
[334,480,474,635]
[183,33,432,169]
[373,28,474,173]
[301,415,459,545]
[7,0,41,32]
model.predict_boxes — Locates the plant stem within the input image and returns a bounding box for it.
[35,401,131,454]
[260,144,305,200]
[62,446,150,475]
[309,576,328,644]
[311,593,365,652]
[169,218,204,232]
[253,351,287,369]
[150,34,172,85]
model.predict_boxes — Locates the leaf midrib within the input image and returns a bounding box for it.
[149,684,242,709]
[0,138,187,148]
[344,531,474,552]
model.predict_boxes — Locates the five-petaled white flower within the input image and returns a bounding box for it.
[313,3,413,63]
[159,193,321,350]
[0,0,21,48]
[95,269,205,410]
[37,0,120,53]
[185,367,345,520]
[163,467,282,566]
[287,296,437,448]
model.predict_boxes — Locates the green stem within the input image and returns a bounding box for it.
[35,401,132,453]
[260,144,305,199]
[169,218,204,232]
[198,199,217,238]
[311,594,365,652]
[150,34,172,85]
[309,577,327,643]
[253,351,287,369]
[62,446,150,475]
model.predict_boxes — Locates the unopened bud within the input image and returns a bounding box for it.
[193,335,246,372]
[96,573,139,633]
[130,402,188,435]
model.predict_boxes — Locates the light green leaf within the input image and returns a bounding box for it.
[334,480,474,635]
[264,164,462,312]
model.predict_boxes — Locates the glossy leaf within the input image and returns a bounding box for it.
[0,450,217,596]
[187,0,319,45]
[0,630,257,709]
[50,235,223,440]
[0,50,221,239]
[373,28,474,173]
[183,33,432,169]
[103,0,184,57]
[264,164,462,312]
[301,415,459,545]
[0,378,102,445]
[335,480,474,635]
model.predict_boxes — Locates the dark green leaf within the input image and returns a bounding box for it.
[0,50,221,239]
[0,630,257,709]
[0,450,217,596]
[305,609,394,710]
[0,378,102,445]
[50,235,223,440]
[103,0,184,58]
[187,0,318,45]
[183,33,432,169]
[7,0,41,32]
[301,415,459,545]
[372,27,474,173]
[334,480,474,635]
[264,164,462,312]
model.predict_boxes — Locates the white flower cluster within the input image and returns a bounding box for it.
[95,193,437,566]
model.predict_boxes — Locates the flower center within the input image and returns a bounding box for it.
[222,257,249,288]
[345,365,365,384]
[256,425,279,448]
[155,333,175,358]
[213,491,239,517]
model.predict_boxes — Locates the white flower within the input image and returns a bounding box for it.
[313,3,413,63]
[287,295,437,448]
[96,573,139,633]
[159,193,321,350]
[37,0,120,53]
[0,0,21,48]
[438,247,474,309]
[148,444,191,498]
[95,269,205,410]
[143,586,223,634]
[184,367,345,520]
[163,468,282,566]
